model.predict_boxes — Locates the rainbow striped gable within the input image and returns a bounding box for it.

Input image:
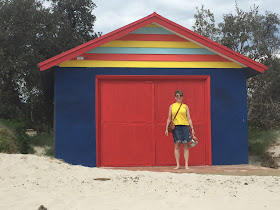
[60,23,242,69]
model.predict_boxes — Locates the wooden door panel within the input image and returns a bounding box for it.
[155,123,174,165]
[100,81,153,122]
[100,81,154,166]
[154,79,208,166]
[101,124,154,166]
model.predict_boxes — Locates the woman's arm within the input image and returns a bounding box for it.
[165,105,172,135]
[186,105,195,136]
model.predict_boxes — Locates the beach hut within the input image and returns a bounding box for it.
[38,12,267,167]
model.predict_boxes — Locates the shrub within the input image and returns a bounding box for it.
[248,127,280,168]
[45,146,55,157]
[0,125,19,153]
[248,127,278,156]
[30,133,55,157]
[30,133,54,147]
[0,119,31,154]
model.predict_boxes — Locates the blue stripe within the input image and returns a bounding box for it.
[87,47,215,55]
[130,27,173,34]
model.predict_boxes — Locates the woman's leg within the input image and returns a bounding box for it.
[183,143,190,169]
[174,143,181,169]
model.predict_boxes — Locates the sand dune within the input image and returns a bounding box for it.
[0,153,280,210]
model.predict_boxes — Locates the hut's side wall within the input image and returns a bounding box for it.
[55,67,96,166]
[55,67,248,167]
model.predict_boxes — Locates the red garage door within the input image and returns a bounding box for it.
[96,76,211,167]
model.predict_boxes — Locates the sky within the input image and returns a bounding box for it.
[92,0,280,35]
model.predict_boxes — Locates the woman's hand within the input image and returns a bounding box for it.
[191,128,195,136]
[165,129,169,136]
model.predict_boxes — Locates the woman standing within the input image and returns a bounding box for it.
[165,90,195,170]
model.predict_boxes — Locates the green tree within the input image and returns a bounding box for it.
[0,0,46,122]
[247,57,280,127]
[192,4,280,127]
[192,4,220,42]
[0,0,99,132]
[219,4,280,60]
[47,0,99,54]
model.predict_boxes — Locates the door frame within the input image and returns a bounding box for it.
[96,75,212,167]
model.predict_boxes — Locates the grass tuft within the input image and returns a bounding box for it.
[30,134,54,147]
[30,133,54,157]
[248,127,280,168]
[248,128,279,156]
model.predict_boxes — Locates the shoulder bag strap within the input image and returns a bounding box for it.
[172,103,182,121]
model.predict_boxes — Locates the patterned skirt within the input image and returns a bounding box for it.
[172,125,192,144]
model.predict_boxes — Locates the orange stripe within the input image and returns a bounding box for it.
[72,54,231,62]
[116,34,189,42]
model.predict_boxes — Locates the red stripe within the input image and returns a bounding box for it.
[71,54,231,62]
[116,34,189,42]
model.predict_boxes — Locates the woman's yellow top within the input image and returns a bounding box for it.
[171,102,189,125]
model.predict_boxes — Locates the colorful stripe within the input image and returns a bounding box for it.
[87,47,214,54]
[116,34,188,41]
[130,27,173,34]
[63,25,241,69]
[60,60,242,68]
[39,12,267,72]
[72,54,231,62]
[100,41,202,48]
[145,24,160,27]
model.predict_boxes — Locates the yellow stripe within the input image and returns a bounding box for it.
[60,60,242,68]
[145,24,160,27]
[100,41,202,48]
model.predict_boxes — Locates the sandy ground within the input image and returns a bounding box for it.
[1,153,280,210]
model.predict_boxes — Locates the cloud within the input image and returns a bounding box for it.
[93,0,280,34]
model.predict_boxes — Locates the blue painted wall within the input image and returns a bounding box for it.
[55,67,248,167]
[55,68,96,166]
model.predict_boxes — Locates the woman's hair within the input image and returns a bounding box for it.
[175,90,183,96]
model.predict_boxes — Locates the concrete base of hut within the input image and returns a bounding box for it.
[103,164,280,176]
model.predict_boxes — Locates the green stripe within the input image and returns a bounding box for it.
[87,47,215,55]
[130,27,174,34]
